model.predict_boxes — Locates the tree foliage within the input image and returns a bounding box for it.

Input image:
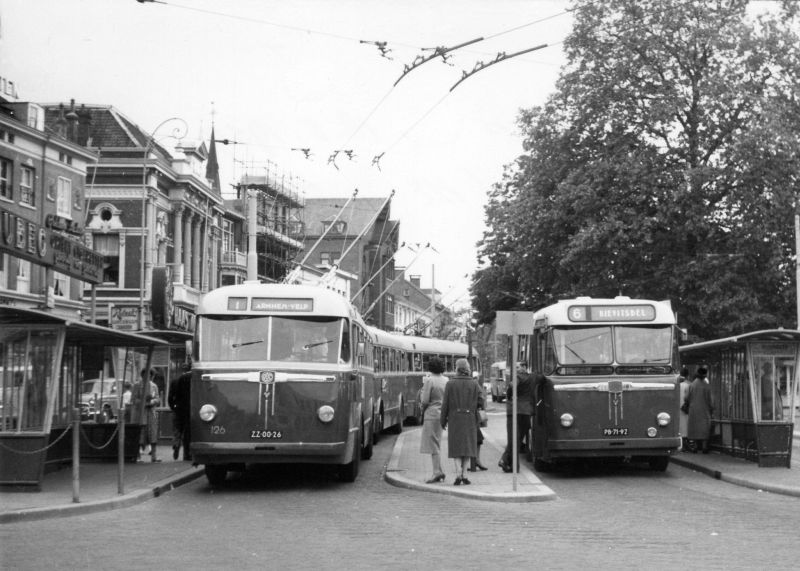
[473,0,800,341]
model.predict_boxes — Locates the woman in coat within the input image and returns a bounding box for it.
[440,358,481,485]
[684,366,714,453]
[419,356,448,483]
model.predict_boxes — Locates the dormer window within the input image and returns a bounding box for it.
[323,220,347,234]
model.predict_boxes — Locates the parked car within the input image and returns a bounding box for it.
[489,361,509,402]
[80,378,122,420]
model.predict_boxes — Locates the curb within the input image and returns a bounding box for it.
[670,456,800,499]
[384,429,557,502]
[0,467,204,524]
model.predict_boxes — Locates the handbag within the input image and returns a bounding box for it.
[478,409,488,427]
[681,401,690,414]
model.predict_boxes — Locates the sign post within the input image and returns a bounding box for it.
[495,311,534,491]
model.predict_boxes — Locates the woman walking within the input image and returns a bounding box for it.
[441,358,481,485]
[419,357,448,483]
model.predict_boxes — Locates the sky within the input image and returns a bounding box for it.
[0,0,572,308]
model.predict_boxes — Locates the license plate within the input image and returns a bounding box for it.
[603,428,628,436]
[250,430,283,439]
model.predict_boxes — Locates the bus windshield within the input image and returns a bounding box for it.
[199,315,348,364]
[614,325,672,364]
[552,327,613,364]
[551,325,672,365]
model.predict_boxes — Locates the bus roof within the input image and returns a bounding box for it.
[534,296,676,327]
[366,325,469,355]
[197,283,360,319]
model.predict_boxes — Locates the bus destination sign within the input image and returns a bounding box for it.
[251,297,314,312]
[568,304,656,322]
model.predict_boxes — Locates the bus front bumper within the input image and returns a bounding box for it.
[191,441,349,465]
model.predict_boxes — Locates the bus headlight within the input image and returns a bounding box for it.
[318,405,335,423]
[199,404,217,422]
[657,412,670,426]
[560,413,574,427]
[647,427,658,437]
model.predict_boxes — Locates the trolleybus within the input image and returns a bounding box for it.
[190,283,376,485]
[367,326,481,434]
[526,296,682,471]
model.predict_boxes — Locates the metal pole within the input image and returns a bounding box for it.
[117,362,127,495]
[247,189,258,281]
[511,326,518,491]
[795,213,800,329]
[72,407,80,503]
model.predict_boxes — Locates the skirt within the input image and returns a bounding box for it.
[420,417,443,454]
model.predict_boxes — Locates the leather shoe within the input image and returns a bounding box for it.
[461,477,471,485]
[425,473,445,484]
[476,463,488,471]
[453,476,463,486]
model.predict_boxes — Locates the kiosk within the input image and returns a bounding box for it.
[0,306,167,487]
[680,329,798,467]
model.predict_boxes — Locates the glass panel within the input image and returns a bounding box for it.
[551,326,613,365]
[614,326,672,364]
[752,343,795,421]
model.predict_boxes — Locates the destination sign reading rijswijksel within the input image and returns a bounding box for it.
[568,304,656,322]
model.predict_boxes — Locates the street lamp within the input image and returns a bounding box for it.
[139,117,188,330]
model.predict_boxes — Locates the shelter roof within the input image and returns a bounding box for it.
[680,329,800,353]
[0,307,168,347]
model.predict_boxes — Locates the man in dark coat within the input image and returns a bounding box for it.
[499,362,536,472]
[168,362,192,461]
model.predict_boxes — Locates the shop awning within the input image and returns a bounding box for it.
[0,306,168,347]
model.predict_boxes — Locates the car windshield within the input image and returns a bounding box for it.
[81,380,117,395]
[199,315,348,364]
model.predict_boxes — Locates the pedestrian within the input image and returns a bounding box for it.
[499,361,535,472]
[683,366,714,453]
[678,366,691,449]
[134,368,162,462]
[168,361,192,461]
[470,372,488,472]
[440,357,481,485]
[419,356,448,483]
[121,382,133,423]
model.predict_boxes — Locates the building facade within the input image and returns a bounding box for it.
[300,196,399,331]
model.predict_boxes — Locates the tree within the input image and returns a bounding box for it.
[475,0,800,340]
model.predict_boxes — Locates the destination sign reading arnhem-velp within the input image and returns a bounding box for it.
[568,304,656,322]
[249,298,314,312]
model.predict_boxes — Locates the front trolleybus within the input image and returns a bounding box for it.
[190,283,375,486]
[527,297,682,471]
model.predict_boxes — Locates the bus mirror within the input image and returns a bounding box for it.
[357,341,365,357]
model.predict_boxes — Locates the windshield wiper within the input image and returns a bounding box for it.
[232,339,264,348]
[303,339,333,350]
[564,344,586,363]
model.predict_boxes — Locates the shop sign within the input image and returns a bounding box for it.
[172,305,196,332]
[1,204,103,284]
[109,303,149,331]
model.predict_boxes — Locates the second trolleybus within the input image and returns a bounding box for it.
[525,296,682,471]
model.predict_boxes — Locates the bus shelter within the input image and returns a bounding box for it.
[680,329,799,467]
[0,306,167,488]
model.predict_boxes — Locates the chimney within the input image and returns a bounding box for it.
[65,99,79,142]
[77,104,92,146]
[54,103,68,138]
[410,275,421,288]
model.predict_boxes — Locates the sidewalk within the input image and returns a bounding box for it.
[2,425,798,523]
[385,413,557,502]
[0,444,203,524]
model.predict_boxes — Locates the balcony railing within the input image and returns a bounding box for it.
[221,250,247,267]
